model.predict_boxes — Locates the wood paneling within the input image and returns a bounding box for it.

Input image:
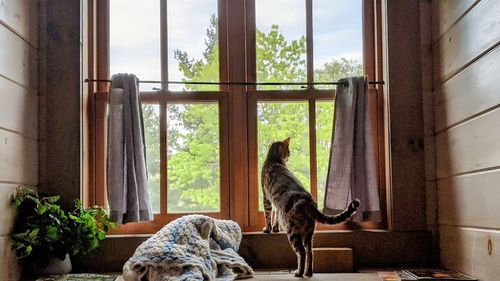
[420,3,437,264]
[438,169,500,229]
[0,2,38,279]
[313,248,353,273]
[435,108,500,178]
[0,184,17,236]
[0,24,37,90]
[0,130,38,185]
[240,231,431,269]
[438,170,500,229]
[73,231,432,273]
[440,226,500,281]
[385,0,426,231]
[0,77,38,139]
[431,0,478,43]
[0,236,20,281]
[39,0,81,209]
[435,45,500,132]
[433,0,500,279]
[0,0,38,46]
[433,0,500,85]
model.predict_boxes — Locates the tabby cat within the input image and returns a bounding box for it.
[261,137,360,277]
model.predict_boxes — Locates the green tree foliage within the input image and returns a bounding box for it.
[142,104,161,212]
[142,16,362,213]
[315,58,363,84]
[256,25,306,90]
[166,103,220,212]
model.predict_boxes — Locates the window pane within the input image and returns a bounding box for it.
[168,0,219,91]
[313,0,363,87]
[110,0,161,91]
[257,102,310,211]
[255,0,307,90]
[143,104,161,213]
[315,101,334,211]
[167,103,220,213]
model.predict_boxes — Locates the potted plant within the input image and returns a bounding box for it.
[10,188,114,277]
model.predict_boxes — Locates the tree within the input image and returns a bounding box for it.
[256,25,306,89]
[142,16,362,213]
[142,104,161,212]
[315,58,363,84]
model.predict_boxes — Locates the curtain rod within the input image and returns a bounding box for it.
[84,78,384,87]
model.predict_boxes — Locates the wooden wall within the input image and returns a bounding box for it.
[0,0,39,279]
[432,0,500,280]
[384,0,427,231]
[74,231,432,272]
[38,0,82,209]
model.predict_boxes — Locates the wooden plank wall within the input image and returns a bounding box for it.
[432,0,500,280]
[37,0,82,209]
[0,0,39,280]
[419,0,439,264]
[385,0,427,231]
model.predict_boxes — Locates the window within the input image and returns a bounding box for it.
[87,0,384,233]
[255,0,306,90]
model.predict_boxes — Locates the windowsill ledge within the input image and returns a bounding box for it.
[73,230,432,273]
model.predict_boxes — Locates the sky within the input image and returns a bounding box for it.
[109,0,363,91]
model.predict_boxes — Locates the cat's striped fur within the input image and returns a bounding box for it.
[261,137,360,277]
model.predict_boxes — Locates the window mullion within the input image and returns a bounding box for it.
[246,0,256,89]
[363,0,375,79]
[306,0,313,86]
[218,0,229,91]
[308,99,318,201]
[97,0,109,92]
[159,0,168,215]
[160,0,169,89]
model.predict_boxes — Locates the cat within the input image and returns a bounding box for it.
[261,137,360,277]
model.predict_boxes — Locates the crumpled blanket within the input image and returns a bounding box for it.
[122,215,254,281]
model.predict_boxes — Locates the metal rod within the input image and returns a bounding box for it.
[84,78,385,86]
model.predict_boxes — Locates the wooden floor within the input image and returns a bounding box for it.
[115,272,379,280]
[251,271,379,280]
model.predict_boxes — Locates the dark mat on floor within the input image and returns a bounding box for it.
[35,273,119,281]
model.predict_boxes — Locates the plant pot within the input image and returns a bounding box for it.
[34,254,72,276]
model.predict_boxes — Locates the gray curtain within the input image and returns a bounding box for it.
[323,76,381,222]
[107,74,153,224]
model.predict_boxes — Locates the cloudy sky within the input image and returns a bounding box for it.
[109,0,362,91]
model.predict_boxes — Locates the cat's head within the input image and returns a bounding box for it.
[266,137,291,163]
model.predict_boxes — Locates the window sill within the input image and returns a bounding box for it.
[75,230,432,273]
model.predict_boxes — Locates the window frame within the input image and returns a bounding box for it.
[85,0,386,234]
[244,0,386,231]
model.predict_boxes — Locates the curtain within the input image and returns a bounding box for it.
[323,76,381,222]
[107,74,153,224]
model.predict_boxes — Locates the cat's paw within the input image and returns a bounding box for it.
[293,270,304,277]
[304,270,313,277]
[262,226,271,233]
[271,225,280,233]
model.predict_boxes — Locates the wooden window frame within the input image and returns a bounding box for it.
[89,0,231,234]
[85,0,386,234]
[244,0,386,231]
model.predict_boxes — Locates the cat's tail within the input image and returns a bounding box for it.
[306,199,360,224]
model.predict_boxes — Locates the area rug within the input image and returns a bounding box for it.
[35,273,120,281]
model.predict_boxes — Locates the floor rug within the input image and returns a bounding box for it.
[35,273,119,281]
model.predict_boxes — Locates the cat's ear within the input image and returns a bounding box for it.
[283,137,291,146]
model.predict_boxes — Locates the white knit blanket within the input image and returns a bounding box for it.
[122,215,254,281]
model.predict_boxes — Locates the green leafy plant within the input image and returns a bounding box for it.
[10,188,115,265]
